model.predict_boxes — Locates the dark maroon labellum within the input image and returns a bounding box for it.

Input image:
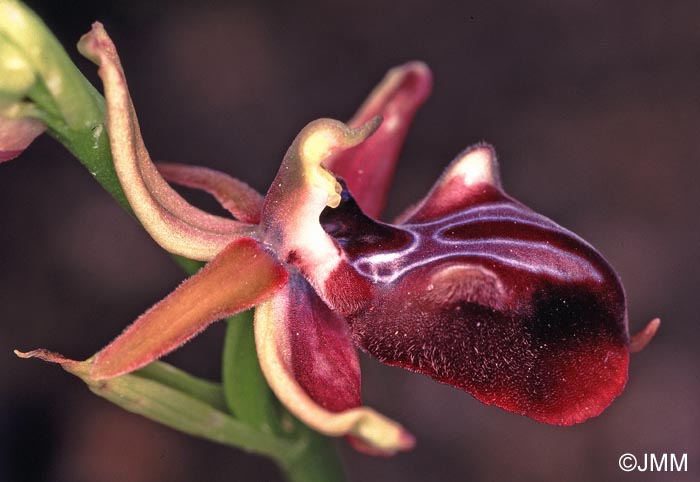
[322,177,629,425]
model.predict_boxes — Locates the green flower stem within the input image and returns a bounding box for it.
[282,422,348,482]
[2,1,347,480]
[223,310,280,432]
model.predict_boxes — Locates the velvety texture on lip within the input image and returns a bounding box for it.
[322,146,629,425]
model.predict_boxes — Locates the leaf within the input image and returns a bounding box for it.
[90,238,288,380]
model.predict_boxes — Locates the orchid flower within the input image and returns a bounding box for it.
[13,22,659,457]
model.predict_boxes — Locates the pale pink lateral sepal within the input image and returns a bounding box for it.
[90,237,287,380]
[0,116,45,162]
[254,276,415,455]
[326,62,432,218]
[398,143,501,223]
[157,162,264,224]
[77,23,253,261]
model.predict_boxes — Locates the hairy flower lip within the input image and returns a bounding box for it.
[322,143,657,426]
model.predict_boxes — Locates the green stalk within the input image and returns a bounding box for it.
[280,423,348,482]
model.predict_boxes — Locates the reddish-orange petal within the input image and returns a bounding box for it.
[91,237,287,380]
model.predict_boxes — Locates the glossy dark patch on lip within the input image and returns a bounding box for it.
[518,282,629,423]
[528,283,627,348]
[321,179,413,258]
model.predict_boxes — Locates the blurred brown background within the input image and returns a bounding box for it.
[1,1,698,481]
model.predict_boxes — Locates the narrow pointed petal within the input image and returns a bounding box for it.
[629,318,660,353]
[260,118,377,316]
[157,162,263,224]
[399,143,501,223]
[91,237,287,380]
[0,116,45,162]
[77,23,252,261]
[326,62,433,218]
[254,275,414,455]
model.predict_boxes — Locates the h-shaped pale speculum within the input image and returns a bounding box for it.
[16,22,659,456]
